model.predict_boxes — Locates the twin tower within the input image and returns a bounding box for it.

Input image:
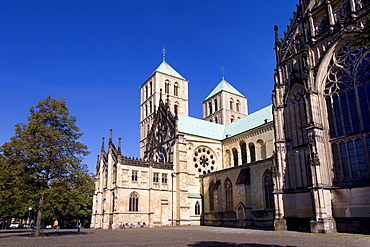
[139,60,248,158]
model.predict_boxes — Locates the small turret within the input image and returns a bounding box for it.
[100,137,105,152]
[118,138,122,155]
[274,25,281,64]
[109,129,113,144]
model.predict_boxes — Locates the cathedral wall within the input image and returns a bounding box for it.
[331,187,370,234]
[222,122,274,167]
[151,73,188,116]
[201,158,274,229]
[221,91,247,124]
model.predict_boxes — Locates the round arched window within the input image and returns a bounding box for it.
[193,147,216,174]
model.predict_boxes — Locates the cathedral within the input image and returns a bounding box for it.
[91,0,370,234]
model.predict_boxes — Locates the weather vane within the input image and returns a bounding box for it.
[162,47,166,62]
[222,66,225,80]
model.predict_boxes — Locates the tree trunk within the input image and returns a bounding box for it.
[34,193,44,237]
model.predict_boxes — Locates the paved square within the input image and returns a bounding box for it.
[1,226,370,247]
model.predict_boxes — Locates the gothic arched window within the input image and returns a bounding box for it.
[257,139,266,159]
[195,201,200,215]
[112,192,115,212]
[214,99,218,111]
[263,170,274,209]
[225,178,233,211]
[174,104,179,116]
[240,142,247,164]
[230,98,234,110]
[174,83,179,96]
[284,85,310,189]
[249,143,256,162]
[129,192,139,212]
[104,167,108,187]
[232,148,238,167]
[112,164,117,184]
[209,102,212,115]
[236,100,240,112]
[325,41,370,185]
[165,80,170,94]
[225,149,231,168]
[209,181,215,211]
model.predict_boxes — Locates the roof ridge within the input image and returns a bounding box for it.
[204,78,245,101]
[154,61,186,80]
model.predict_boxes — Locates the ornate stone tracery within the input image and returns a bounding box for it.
[325,41,370,96]
[144,99,176,164]
[193,146,216,175]
[273,0,370,234]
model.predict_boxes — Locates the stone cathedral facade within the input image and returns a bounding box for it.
[91,0,370,234]
[273,0,370,233]
[90,58,275,229]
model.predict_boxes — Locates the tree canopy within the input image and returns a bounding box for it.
[0,96,92,235]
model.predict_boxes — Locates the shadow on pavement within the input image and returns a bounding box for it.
[188,241,296,247]
[44,231,90,237]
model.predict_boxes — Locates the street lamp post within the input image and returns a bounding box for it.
[27,207,32,230]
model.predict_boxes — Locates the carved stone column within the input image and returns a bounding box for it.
[272,73,287,231]
[306,129,336,233]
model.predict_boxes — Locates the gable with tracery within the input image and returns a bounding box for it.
[144,99,176,164]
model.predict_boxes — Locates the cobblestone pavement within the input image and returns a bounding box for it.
[1,226,370,247]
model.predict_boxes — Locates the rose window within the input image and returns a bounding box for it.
[193,147,215,174]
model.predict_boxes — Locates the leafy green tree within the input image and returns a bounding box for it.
[0,96,90,236]
[0,154,31,221]
[42,166,94,228]
[352,18,370,48]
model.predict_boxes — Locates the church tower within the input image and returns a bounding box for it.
[202,77,247,125]
[140,57,188,158]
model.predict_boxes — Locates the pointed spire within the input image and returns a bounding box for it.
[162,47,166,62]
[118,138,122,155]
[96,154,100,167]
[274,25,281,63]
[101,137,105,152]
[109,129,113,144]
[95,154,101,173]
[274,25,281,47]
[222,66,225,80]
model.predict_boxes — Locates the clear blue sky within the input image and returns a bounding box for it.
[0,0,296,174]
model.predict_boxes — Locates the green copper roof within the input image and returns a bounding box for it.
[178,115,225,140]
[178,105,272,140]
[154,61,186,80]
[224,105,273,138]
[204,79,245,101]
[188,193,201,199]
